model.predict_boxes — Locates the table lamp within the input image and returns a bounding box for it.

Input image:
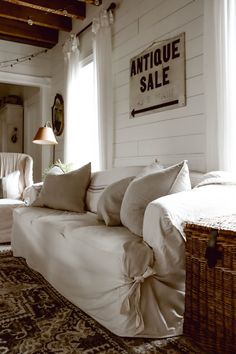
[32,122,58,163]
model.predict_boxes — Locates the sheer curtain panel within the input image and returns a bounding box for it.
[204,0,236,172]
[92,9,114,170]
[63,34,81,165]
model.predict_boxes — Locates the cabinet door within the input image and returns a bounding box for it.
[0,105,23,153]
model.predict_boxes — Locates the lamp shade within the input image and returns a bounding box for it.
[33,126,58,145]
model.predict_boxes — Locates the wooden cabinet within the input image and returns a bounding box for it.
[0,104,23,153]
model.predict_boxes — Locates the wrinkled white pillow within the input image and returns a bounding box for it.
[120,160,191,236]
[33,162,91,212]
[97,176,134,226]
[0,170,21,199]
[195,170,236,188]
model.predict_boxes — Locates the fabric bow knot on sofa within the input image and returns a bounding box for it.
[11,161,236,338]
[0,152,33,243]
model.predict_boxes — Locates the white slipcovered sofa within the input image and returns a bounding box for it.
[11,161,236,338]
[0,152,33,243]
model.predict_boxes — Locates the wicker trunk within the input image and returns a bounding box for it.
[184,215,236,354]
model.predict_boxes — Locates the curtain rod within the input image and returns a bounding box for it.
[76,2,116,37]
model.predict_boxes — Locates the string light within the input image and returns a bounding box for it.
[0,49,48,69]
[27,18,34,26]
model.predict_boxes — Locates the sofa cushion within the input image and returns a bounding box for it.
[86,166,144,213]
[0,170,21,200]
[120,160,191,236]
[97,176,134,226]
[33,162,91,213]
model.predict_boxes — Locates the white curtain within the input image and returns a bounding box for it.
[63,34,81,165]
[204,0,236,172]
[92,9,114,170]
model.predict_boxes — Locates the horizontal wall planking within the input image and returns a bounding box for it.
[114,54,203,91]
[51,73,64,86]
[51,61,64,77]
[115,94,204,127]
[0,49,51,63]
[115,98,129,116]
[187,75,203,97]
[114,155,158,167]
[0,39,53,56]
[138,134,205,156]
[114,84,129,103]
[0,51,52,77]
[114,154,206,172]
[115,114,205,143]
[186,35,203,60]
[157,15,203,49]
[51,79,64,93]
[186,55,203,79]
[114,68,129,89]
[0,62,52,77]
[138,0,194,33]
[113,0,143,25]
[112,17,203,75]
[113,0,203,61]
[115,134,205,159]
[115,141,138,158]
[113,0,160,34]
[113,21,139,49]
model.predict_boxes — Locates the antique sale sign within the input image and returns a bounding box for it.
[130,33,186,117]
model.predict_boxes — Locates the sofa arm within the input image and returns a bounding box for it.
[23,182,43,205]
[143,185,236,278]
[143,197,186,282]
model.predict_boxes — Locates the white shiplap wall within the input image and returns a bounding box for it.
[112,0,205,171]
[0,40,52,77]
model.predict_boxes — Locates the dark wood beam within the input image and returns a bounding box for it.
[0,33,55,48]
[0,1,72,31]
[0,17,58,48]
[2,0,86,19]
[83,0,102,4]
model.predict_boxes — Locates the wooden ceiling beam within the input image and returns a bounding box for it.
[0,1,72,31]
[2,0,86,19]
[0,33,54,48]
[0,17,58,48]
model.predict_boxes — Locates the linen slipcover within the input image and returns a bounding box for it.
[12,167,233,338]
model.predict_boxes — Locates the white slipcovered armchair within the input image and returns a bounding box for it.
[0,152,33,243]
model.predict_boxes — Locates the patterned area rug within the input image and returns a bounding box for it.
[0,251,204,354]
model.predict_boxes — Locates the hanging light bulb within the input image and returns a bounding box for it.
[27,18,33,26]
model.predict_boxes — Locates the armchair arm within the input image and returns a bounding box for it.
[23,182,43,205]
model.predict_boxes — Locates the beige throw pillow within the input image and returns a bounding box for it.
[120,160,191,236]
[33,162,91,212]
[0,171,21,199]
[97,176,134,226]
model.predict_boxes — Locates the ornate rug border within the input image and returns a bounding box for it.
[0,250,131,353]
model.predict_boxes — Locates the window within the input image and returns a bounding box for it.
[66,55,99,172]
